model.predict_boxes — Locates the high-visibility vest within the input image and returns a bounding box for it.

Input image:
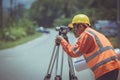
[84,28,120,79]
[61,27,120,79]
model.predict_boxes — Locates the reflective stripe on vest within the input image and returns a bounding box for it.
[91,56,117,71]
[86,30,103,48]
[73,47,83,55]
[86,46,114,62]
[86,30,115,71]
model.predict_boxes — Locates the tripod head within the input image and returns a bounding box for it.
[56,26,72,42]
[44,25,78,80]
[56,26,72,35]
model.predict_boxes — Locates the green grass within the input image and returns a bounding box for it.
[0,32,41,50]
[0,33,119,50]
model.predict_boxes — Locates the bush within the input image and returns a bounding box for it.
[18,18,36,34]
[1,19,35,41]
[3,26,27,41]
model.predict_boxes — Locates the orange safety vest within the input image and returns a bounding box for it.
[61,27,120,79]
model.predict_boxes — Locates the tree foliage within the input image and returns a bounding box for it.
[1,1,35,41]
[0,0,118,41]
[29,0,117,27]
[0,0,3,28]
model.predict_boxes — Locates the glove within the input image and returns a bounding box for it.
[55,35,63,44]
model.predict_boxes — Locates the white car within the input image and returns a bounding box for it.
[36,27,50,33]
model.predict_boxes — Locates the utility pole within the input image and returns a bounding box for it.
[117,0,120,48]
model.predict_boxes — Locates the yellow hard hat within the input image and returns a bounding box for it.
[68,14,91,28]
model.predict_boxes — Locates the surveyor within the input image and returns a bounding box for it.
[55,14,120,80]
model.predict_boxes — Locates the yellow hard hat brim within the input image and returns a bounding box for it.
[68,23,73,28]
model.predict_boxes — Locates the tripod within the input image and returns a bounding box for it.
[44,29,78,80]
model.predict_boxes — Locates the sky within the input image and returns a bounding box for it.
[3,0,36,9]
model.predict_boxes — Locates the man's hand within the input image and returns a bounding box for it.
[55,35,63,44]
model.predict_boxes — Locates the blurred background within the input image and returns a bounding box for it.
[0,0,120,49]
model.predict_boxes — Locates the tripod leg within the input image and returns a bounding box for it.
[44,74,51,80]
[68,56,78,80]
[60,49,64,76]
[54,48,64,80]
[69,72,78,80]
[54,75,62,80]
[44,44,58,80]
[55,45,60,76]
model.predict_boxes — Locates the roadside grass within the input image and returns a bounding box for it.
[0,32,119,50]
[0,32,41,50]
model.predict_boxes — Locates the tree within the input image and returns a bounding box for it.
[0,0,3,28]
[0,0,3,40]
[13,3,25,21]
[29,0,117,28]
[10,0,13,23]
[90,0,117,20]
[30,0,63,27]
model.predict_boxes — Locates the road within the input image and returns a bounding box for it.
[0,29,94,80]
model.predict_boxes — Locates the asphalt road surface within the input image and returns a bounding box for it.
[0,29,95,80]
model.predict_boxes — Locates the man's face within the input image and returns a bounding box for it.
[73,24,84,38]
